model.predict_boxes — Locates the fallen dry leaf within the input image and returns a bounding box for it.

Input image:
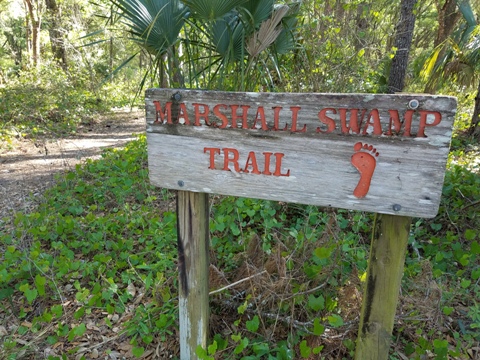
[108,350,122,359]
[118,342,133,351]
[76,346,89,354]
[127,282,136,297]
[90,348,99,358]
[141,349,154,359]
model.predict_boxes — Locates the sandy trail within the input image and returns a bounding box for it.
[0,110,145,223]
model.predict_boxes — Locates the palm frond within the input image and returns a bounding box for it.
[456,0,477,45]
[210,15,235,57]
[273,14,299,54]
[421,46,442,80]
[246,5,288,57]
[444,59,476,87]
[181,0,247,21]
[231,21,246,61]
[457,0,476,27]
[239,0,274,29]
[113,0,187,56]
[207,14,245,62]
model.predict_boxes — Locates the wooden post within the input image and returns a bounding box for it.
[355,214,411,360]
[177,190,210,360]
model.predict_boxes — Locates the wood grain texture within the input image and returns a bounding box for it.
[355,214,411,360]
[177,191,209,360]
[146,89,457,218]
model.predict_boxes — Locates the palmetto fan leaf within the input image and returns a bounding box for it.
[181,0,247,21]
[244,1,299,57]
[211,15,245,61]
[113,0,187,55]
[273,14,298,54]
[423,4,479,90]
[246,5,288,57]
[457,0,477,44]
[446,31,480,87]
[448,61,476,85]
[240,0,274,29]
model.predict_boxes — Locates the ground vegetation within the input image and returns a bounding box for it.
[0,0,479,359]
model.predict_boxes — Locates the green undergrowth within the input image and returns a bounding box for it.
[1,134,479,359]
[0,65,136,146]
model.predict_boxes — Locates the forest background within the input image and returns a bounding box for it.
[0,0,480,359]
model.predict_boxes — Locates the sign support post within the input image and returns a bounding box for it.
[355,214,411,359]
[176,190,210,360]
[145,89,456,359]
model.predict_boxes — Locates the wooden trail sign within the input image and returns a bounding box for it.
[145,89,457,360]
[146,89,456,218]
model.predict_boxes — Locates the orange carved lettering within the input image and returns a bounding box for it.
[213,104,229,128]
[317,108,336,133]
[204,148,290,177]
[362,109,382,135]
[252,106,268,130]
[417,111,441,137]
[273,153,290,177]
[271,106,288,131]
[230,105,250,129]
[339,108,365,134]
[153,101,172,124]
[178,103,190,125]
[289,106,306,133]
[262,152,273,175]
[386,109,414,136]
[223,148,240,172]
[243,151,261,174]
[204,147,220,169]
[193,103,210,126]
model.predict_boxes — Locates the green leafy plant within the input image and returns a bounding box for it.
[100,0,300,91]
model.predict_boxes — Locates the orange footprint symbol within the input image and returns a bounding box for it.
[351,142,379,198]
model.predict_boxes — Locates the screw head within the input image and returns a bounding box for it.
[178,180,184,187]
[393,204,402,212]
[408,99,419,109]
[173,93,182,101]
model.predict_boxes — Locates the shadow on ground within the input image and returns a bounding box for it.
[0,110,145,221]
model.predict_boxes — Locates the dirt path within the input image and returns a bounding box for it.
[0,110,145,224]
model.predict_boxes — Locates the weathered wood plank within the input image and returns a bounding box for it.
[146,89,456,218]
[177,191,210,360]
[355,214,411,360]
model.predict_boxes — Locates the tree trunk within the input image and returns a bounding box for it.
[434,0,461,48]
[24,1,32,66]
[387,0,418,94]
[24,0,42,68]
[424,0,461,93]
[469,79,480,140]
[45,0,68,70]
